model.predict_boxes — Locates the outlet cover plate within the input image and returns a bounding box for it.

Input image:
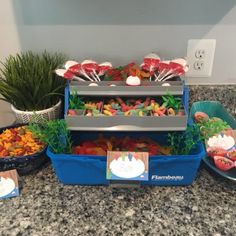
[186,39,216,77]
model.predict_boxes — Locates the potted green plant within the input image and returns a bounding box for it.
[0,51,67,123]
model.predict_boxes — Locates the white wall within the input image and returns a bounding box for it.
[1,0,236,85]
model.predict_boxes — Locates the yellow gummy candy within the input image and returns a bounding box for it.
[154,104,160,110]
[124,111,130,116]
[104,104,111,110]
[139,111,144,116]
[104,110,113,116]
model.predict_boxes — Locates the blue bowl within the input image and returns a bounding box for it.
[0,124,48,175]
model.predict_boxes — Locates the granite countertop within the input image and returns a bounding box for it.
[0,85,236,236]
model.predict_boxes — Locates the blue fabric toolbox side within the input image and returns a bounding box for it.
[141,143,205,186]
[47,131,205,186]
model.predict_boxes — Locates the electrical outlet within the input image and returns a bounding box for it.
[195,49,206,59]
[193,60,204,70]
[186,39,216,77]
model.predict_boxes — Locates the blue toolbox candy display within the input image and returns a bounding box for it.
[46,79,206,186]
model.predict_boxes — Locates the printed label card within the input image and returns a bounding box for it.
[206,130,236,150]
[0,169,20,199]
[106,151,149,181]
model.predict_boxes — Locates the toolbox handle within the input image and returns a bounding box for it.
[94,125,186,131]
[106,125,148,131]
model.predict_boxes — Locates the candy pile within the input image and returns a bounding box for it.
[103,62,150,82]
[0,126,45,157]
[73,134,171,156]
[103,97,151,116]
[103,97,183,116]
[84,101,103,117]
[80,95,183,117]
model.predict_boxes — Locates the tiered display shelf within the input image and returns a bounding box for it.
[64,80,188,131]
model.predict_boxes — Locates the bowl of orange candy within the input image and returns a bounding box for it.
[0,124,47,175]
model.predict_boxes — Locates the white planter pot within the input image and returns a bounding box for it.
[11,100,62,124]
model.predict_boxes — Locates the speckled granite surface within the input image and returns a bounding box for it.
[0,85,236,236]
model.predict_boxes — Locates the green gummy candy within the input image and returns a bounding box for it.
[146,105,153,110]
[111,104,120,110]
[92,109,100,116]
[130,110,138,116]
[136,103,144,109]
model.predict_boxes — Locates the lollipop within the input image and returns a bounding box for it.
[65,60,94,81]
[81,60,100,81]
[141,53,160,81]
[98,62,113,76]
[55,69,86,82]
[155,58,188,82]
